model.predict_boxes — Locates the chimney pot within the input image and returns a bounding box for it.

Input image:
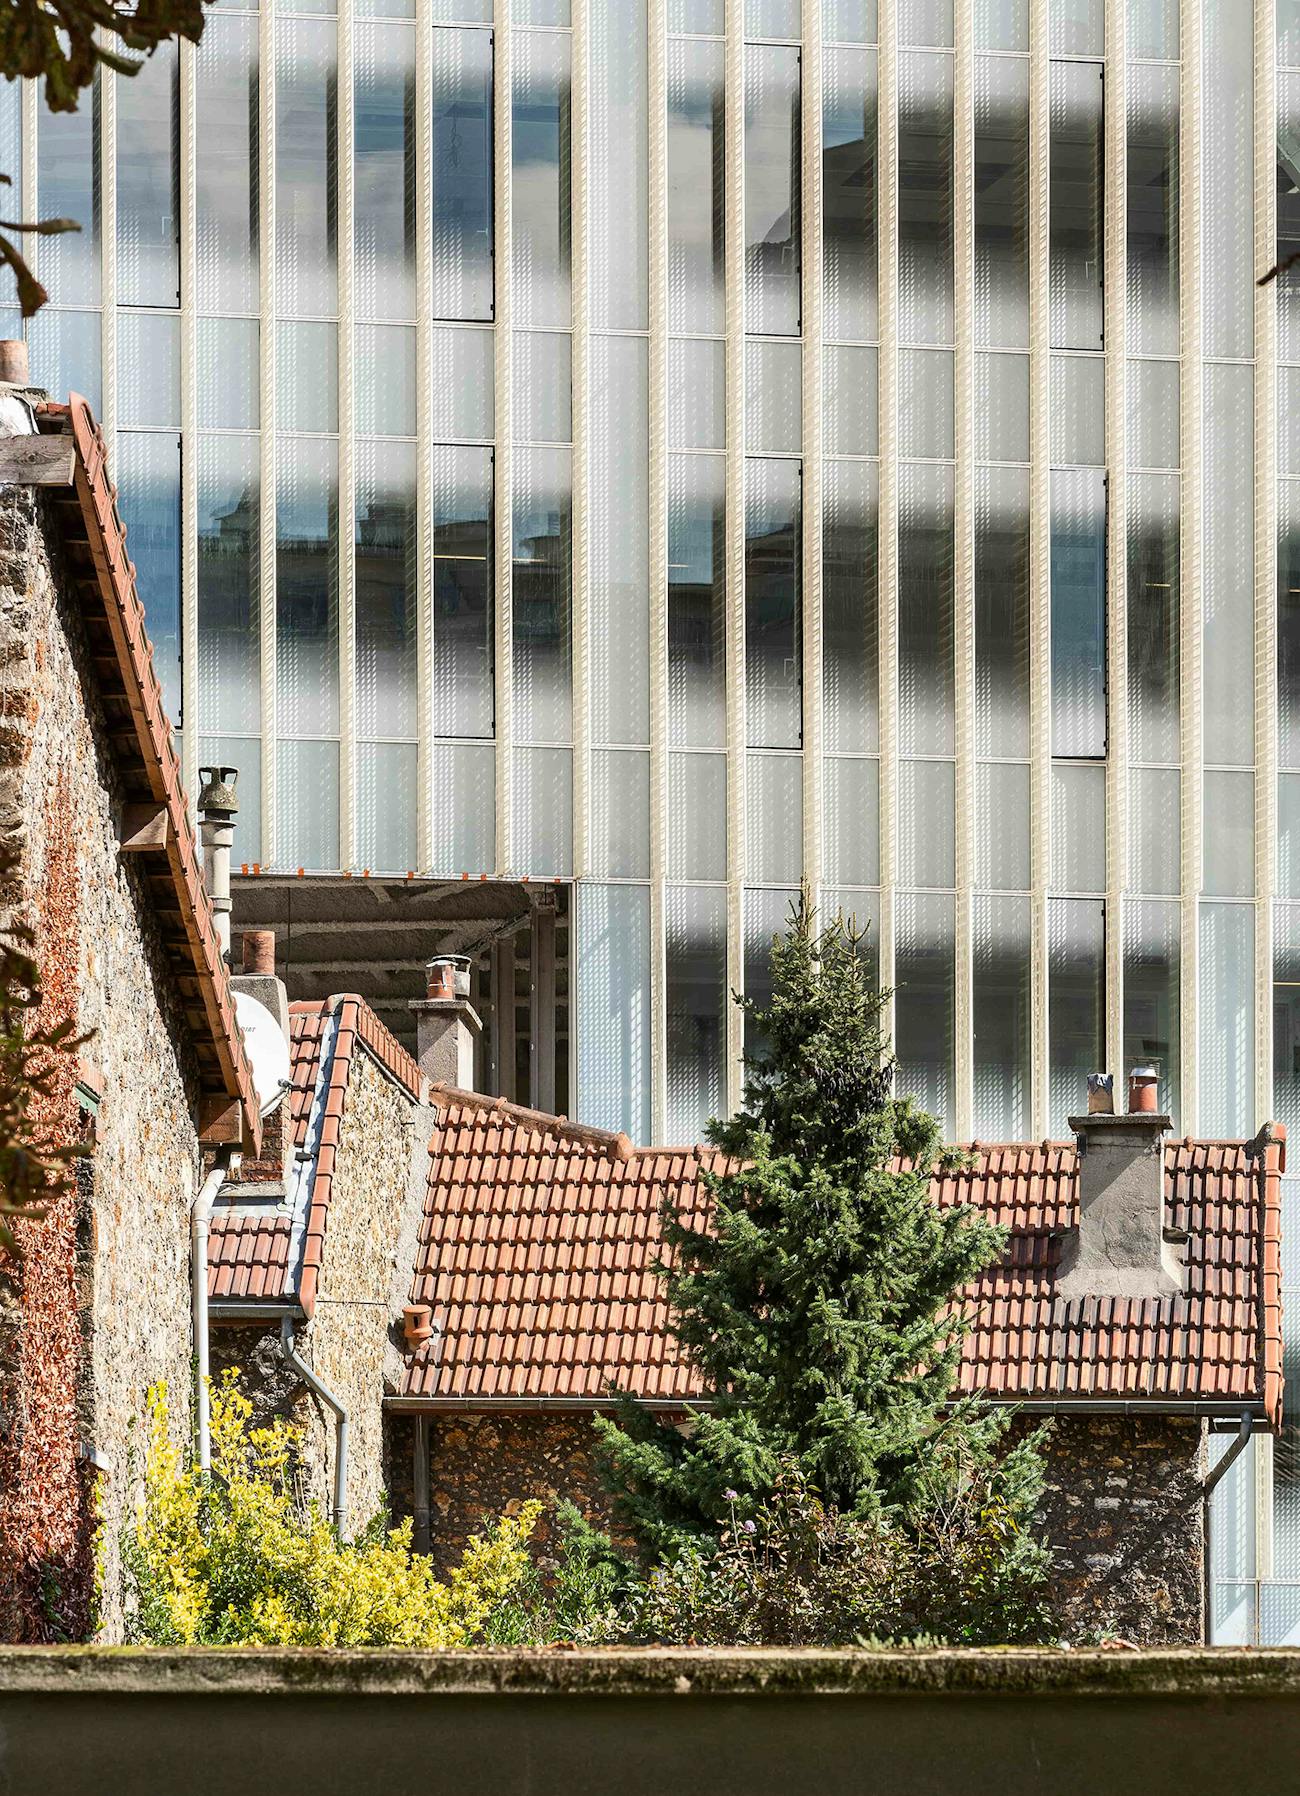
[1086,1071,1114,1115]
[1128,1065,1159,1114]
[0,340,30,385]
[241,930,276,977]
[411,960,481,1090]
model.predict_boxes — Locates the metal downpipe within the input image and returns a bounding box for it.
[280,1316,349,1535]
[1201,1410,1256,1643]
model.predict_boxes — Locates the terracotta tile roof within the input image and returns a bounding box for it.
[398,1097,1284,1426]
[209,994,421,1314]
[34,394,260,1150]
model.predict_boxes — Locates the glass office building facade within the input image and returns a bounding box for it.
[6,0,1300,1633]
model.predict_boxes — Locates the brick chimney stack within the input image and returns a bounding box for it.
[410,955,481,1091]
[1058,1069,1185,1301]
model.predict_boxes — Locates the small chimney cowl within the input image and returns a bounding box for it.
[1128,1065,1160,1114]
[1058,1107,1184,1301]
[1086,1071,1114,1115]
[425,954,472,1001]
[197,765,240,822]
[410,959,481,1090]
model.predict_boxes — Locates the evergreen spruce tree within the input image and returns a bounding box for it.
[594,894,1047,1564]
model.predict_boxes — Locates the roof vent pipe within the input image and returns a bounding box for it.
[197,766,239,963]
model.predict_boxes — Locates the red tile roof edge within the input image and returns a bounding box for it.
[294,995,359,1317]
[348,995,424,1101]
[1255,1122,1286,1430]
[46,395,261,1152]
[426,1083,635,1160]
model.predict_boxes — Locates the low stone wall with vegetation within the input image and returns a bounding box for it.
[1,1647,1298,1796]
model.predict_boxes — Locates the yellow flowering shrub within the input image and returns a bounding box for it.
[124,1371,540,1647]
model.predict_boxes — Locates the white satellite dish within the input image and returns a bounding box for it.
[233,989,292,1118]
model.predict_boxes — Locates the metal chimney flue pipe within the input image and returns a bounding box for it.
[197,766,239,962]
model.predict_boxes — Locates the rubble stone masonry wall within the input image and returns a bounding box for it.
[0,485,202,1642]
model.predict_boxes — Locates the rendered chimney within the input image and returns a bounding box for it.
[1058,1071,1184,1301]
[409,955,481,1091]
[197,766,239,962]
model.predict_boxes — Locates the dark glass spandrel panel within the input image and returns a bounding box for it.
[823,457,878,755]
[197,434,260,738]
[356,438,417,742]
[974,54,1029,349]
[666,885,727,1145]
[668,452,726,748]
[276,435,340,738]
[1048,897,1105,1132]
[119,432,182,726]
[744,43,800,336]
[433,25,493,321]
[1050,466,1106,759]
[1127,62,1178,358]
[432,444,493,739]
[898,460,954,757]
[356,22,416,323]
[1124,898,1180,1128]
[276,18,339,318]
[668,36,725,335]
[1280,484,1300,772]
[973,894,1031,1140]
[744,457,801,748]
[512,445,572,742]
[895,891,955,1136]
[196,15,258,315]
[975,465,1030,760]
[1279,74,1300,364]
[898,51,954,347]
[1049,60,1103,351]
[823,45,877,344]
[37,85,100,303]
[1127,471,1179,765]
[117,43,178,306]
[512,30,570,330]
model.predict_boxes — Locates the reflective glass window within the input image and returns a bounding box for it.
[1127,62,1179,358]
[823,457,878,755]
[745,457,802,748]
[197,434,260,738]
[896,891,955,1134]
[512,446,572,742]
[432,444,493,739]
[898,461,954,757]
[1127,471,1179,766]
[668,37,725,335]
[512,30,571,329]
[432,26,493,321]
[975,466,1030,760]
[117,43,178,307]
[1125,899,1181,1126]
[898,52,954,347]
[118,433,182,724]
[667,886,728,1144]
[1049,60,1103,351]
[745,43,801,336]
[974,894,1031,1139]
[669,453,726,748]
[356,22,417,322]
[824,46,877,343]
[276,435,339,738]
[276,18,338,319]
[974,56,1029,350]
[356,437,417,742]
[590,0,647,331]
[1050,466,1106,759]
[1048,897,1105,1131]
[578,883,652,1141]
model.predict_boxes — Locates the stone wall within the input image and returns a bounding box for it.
[1028,1414,1205,1645]
[0,481,203,1642]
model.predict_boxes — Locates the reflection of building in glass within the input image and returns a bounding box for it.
[11,9,1300,1624]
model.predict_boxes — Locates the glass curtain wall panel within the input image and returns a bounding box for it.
[36,84,100,303]
[591,750,651,878]
[1203,362,1255,766]
[823,45,877,343]
[748,0,799,35]
[276,739,339,871]
[826,342,877,452]
[1048,60,1103,351]
[433,444,494,738]
[900,0,952,47]
[895,891,955,1134]
[673,0,724,28]
[356,23,417,324]
[973,893,1031,1138]
[1200,901,1254,1138]
[276,434,340,741]
[1050,761,1105,893]
[355,436,417,753]
[197,433,260,740]
[512,445,572,741]
[1203,768,1255,898]
[431,27,493,321]
[1124,898,1180,1123]
[666,885,728,1143]
[668,751,727,879]
[356,742,416,871]
[117,43,179,307]
[668,35,725,335]
[1127,471,1179,764]
[1048,897,1105,1129]
[823,458,878,753]
[513,744,572,872]
[196,15,258,316]
[747,750,803,883]
[897,52,953,348]
[898,758,954,888]
[513,30,571,329]
[1050,466,1106,758]
[276,18,339,320]
[825,755,879,886]
[824,0,878,40]
[1279,72,1300,366]
[898,461,955,756]
[744,43,801,336]
[974,55,1029,349]
[670,337,726,447]
[591,334,650,745]
[1129,762,1180,895]
[669,453,727,746]
[1128,355,1178,469]
[975,465,1030,758]
[747,338,802,451]
[1284,481,1300,772]
[1126,62,1178,359]
[745,457,802,747]
[431,741,494,875]
[898,348,953,457]
[1130,0,1177,60]
[590,0,647,331]
[1276,907,1300,1149]
[118,433,182,723]
[1202,0,1254,359]
[976,349,1029,460]
[744,886,799,1060]
[975,759,1030,890]
[578,883,652,1140]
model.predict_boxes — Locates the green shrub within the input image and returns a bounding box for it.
[123,1372,540,1647]
[481,1501,629,1646]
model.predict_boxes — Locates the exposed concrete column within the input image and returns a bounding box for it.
[530,893,556,1114]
